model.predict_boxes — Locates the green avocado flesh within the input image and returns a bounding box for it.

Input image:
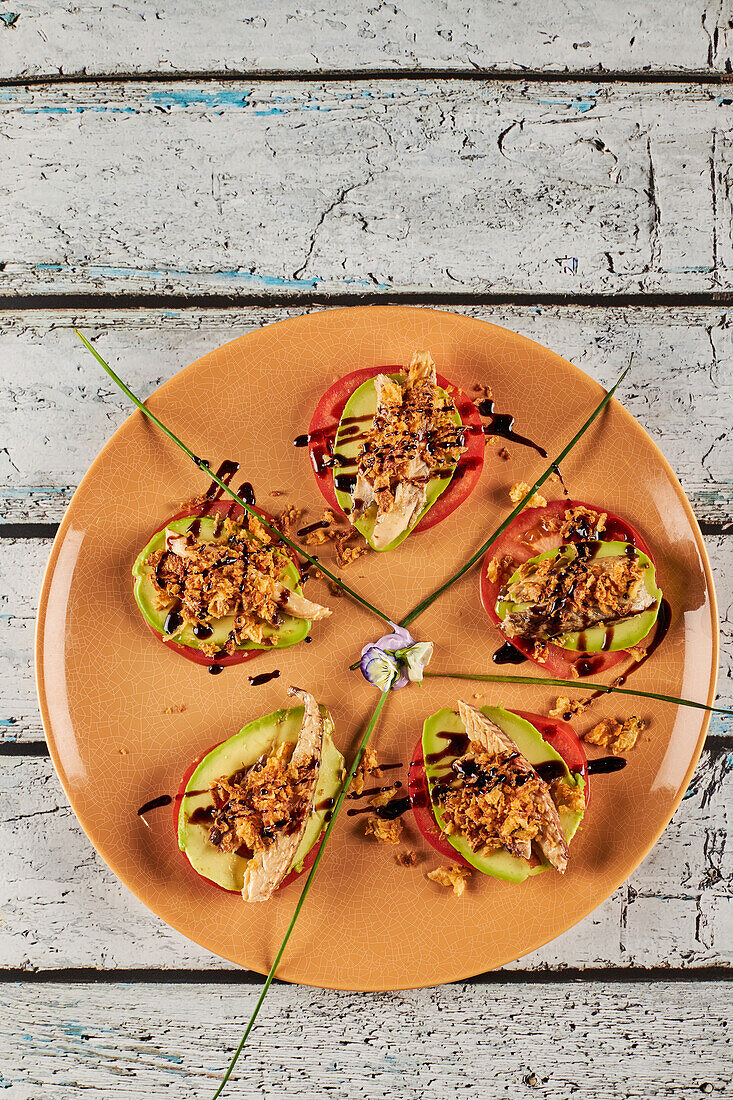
[422,706,585,883]
[495,541,662,653]
[178,705,345,892]
[333,374,463,552]
[131,514,310,653]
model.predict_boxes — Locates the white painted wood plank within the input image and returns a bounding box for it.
[0,738,729,973]
[3,2,728,79]
[1,306,731,525]
[1,83,730,296]
[0,978,729,1099]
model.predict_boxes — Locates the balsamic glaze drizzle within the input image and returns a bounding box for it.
[492,641,528,665]
[476,397,548,457]
[248,669,281,687]
[137,794,173,816]
[587,756,627,774]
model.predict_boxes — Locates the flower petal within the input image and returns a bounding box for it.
[375,624,415,653]
[359,645,399,692]
[403,641,434,682]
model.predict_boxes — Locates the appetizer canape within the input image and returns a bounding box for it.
[133,498,330,668]
[408,702,587,882]
[177,688,345,901]
[481,500,664,678]
[304,351,485,550]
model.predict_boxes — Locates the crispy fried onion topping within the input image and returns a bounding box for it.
[358,364,466,511]
[583,715,645,755]
[433,742,570,859]
[147,515,293,655]
[205,741,317,856]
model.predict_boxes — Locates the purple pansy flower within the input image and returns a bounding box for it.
[360,624,434,692]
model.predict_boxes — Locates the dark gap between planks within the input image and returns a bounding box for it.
[3,292,733,312]
[1,69,731,89]
[0,966,731,985]
[5,522,724,539]
[3,735,731,761]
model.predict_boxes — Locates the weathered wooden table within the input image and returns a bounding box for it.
[1,4,731,1096]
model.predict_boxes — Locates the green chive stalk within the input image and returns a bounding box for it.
[211,689,390,1099]
[423,671,732,716]
[75,330,392,625]
[399,360,632,628]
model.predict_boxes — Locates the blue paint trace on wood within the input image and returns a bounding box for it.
[30,263,390,291]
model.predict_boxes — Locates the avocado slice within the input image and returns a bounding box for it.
[422,706,585,883]
[495,540,662,653]
[333,374,463,552]
[178,704,345,892]
[132,514,310,654]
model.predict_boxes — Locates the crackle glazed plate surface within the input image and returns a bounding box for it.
[35,306,718,990]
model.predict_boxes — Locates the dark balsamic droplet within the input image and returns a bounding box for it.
[477,397,548,457]
[248,669,281,687]
[587,756,627,775]
[492,641,527,665]
[163,609,183,634]
[293,434,310,448]
[296,520,331,537]
[334,473,357,494]
[534,760,566,782]
[189,805,216,826]
[208,664,224,675]
[192,623,213,640]
[137,794,173,816]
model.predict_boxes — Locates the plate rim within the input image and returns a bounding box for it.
[34,304,720,989]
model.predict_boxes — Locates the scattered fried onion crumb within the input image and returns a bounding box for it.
[550,778,586,816]
[509,482,547,509]
[164,703,186,714]
[334,532,368,568]
[473,382,494,401]
[286,505,368,568]
[395,850,419,867]
[498,447,511,460]
[277,504,302,537]
[303,509,341,545]
[370,784,401,808]
[486,553,514,584]
[558,505,606,541]
[548,696,589,720]
[427,864,472,897]
[365,815,402,844]
[583,715,645,755]
[352,746,381,795]
[118,748,128,755]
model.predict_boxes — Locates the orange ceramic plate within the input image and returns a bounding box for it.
[35,306,718,990]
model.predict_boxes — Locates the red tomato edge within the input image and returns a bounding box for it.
[407,710,589,868]
[306,365,485,530]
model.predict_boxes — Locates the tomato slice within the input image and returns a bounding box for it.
[173,741,321,893]
[480,498,657,678]
[142,499,300,669]
[307,365,484,532]
[407,710,588,865]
